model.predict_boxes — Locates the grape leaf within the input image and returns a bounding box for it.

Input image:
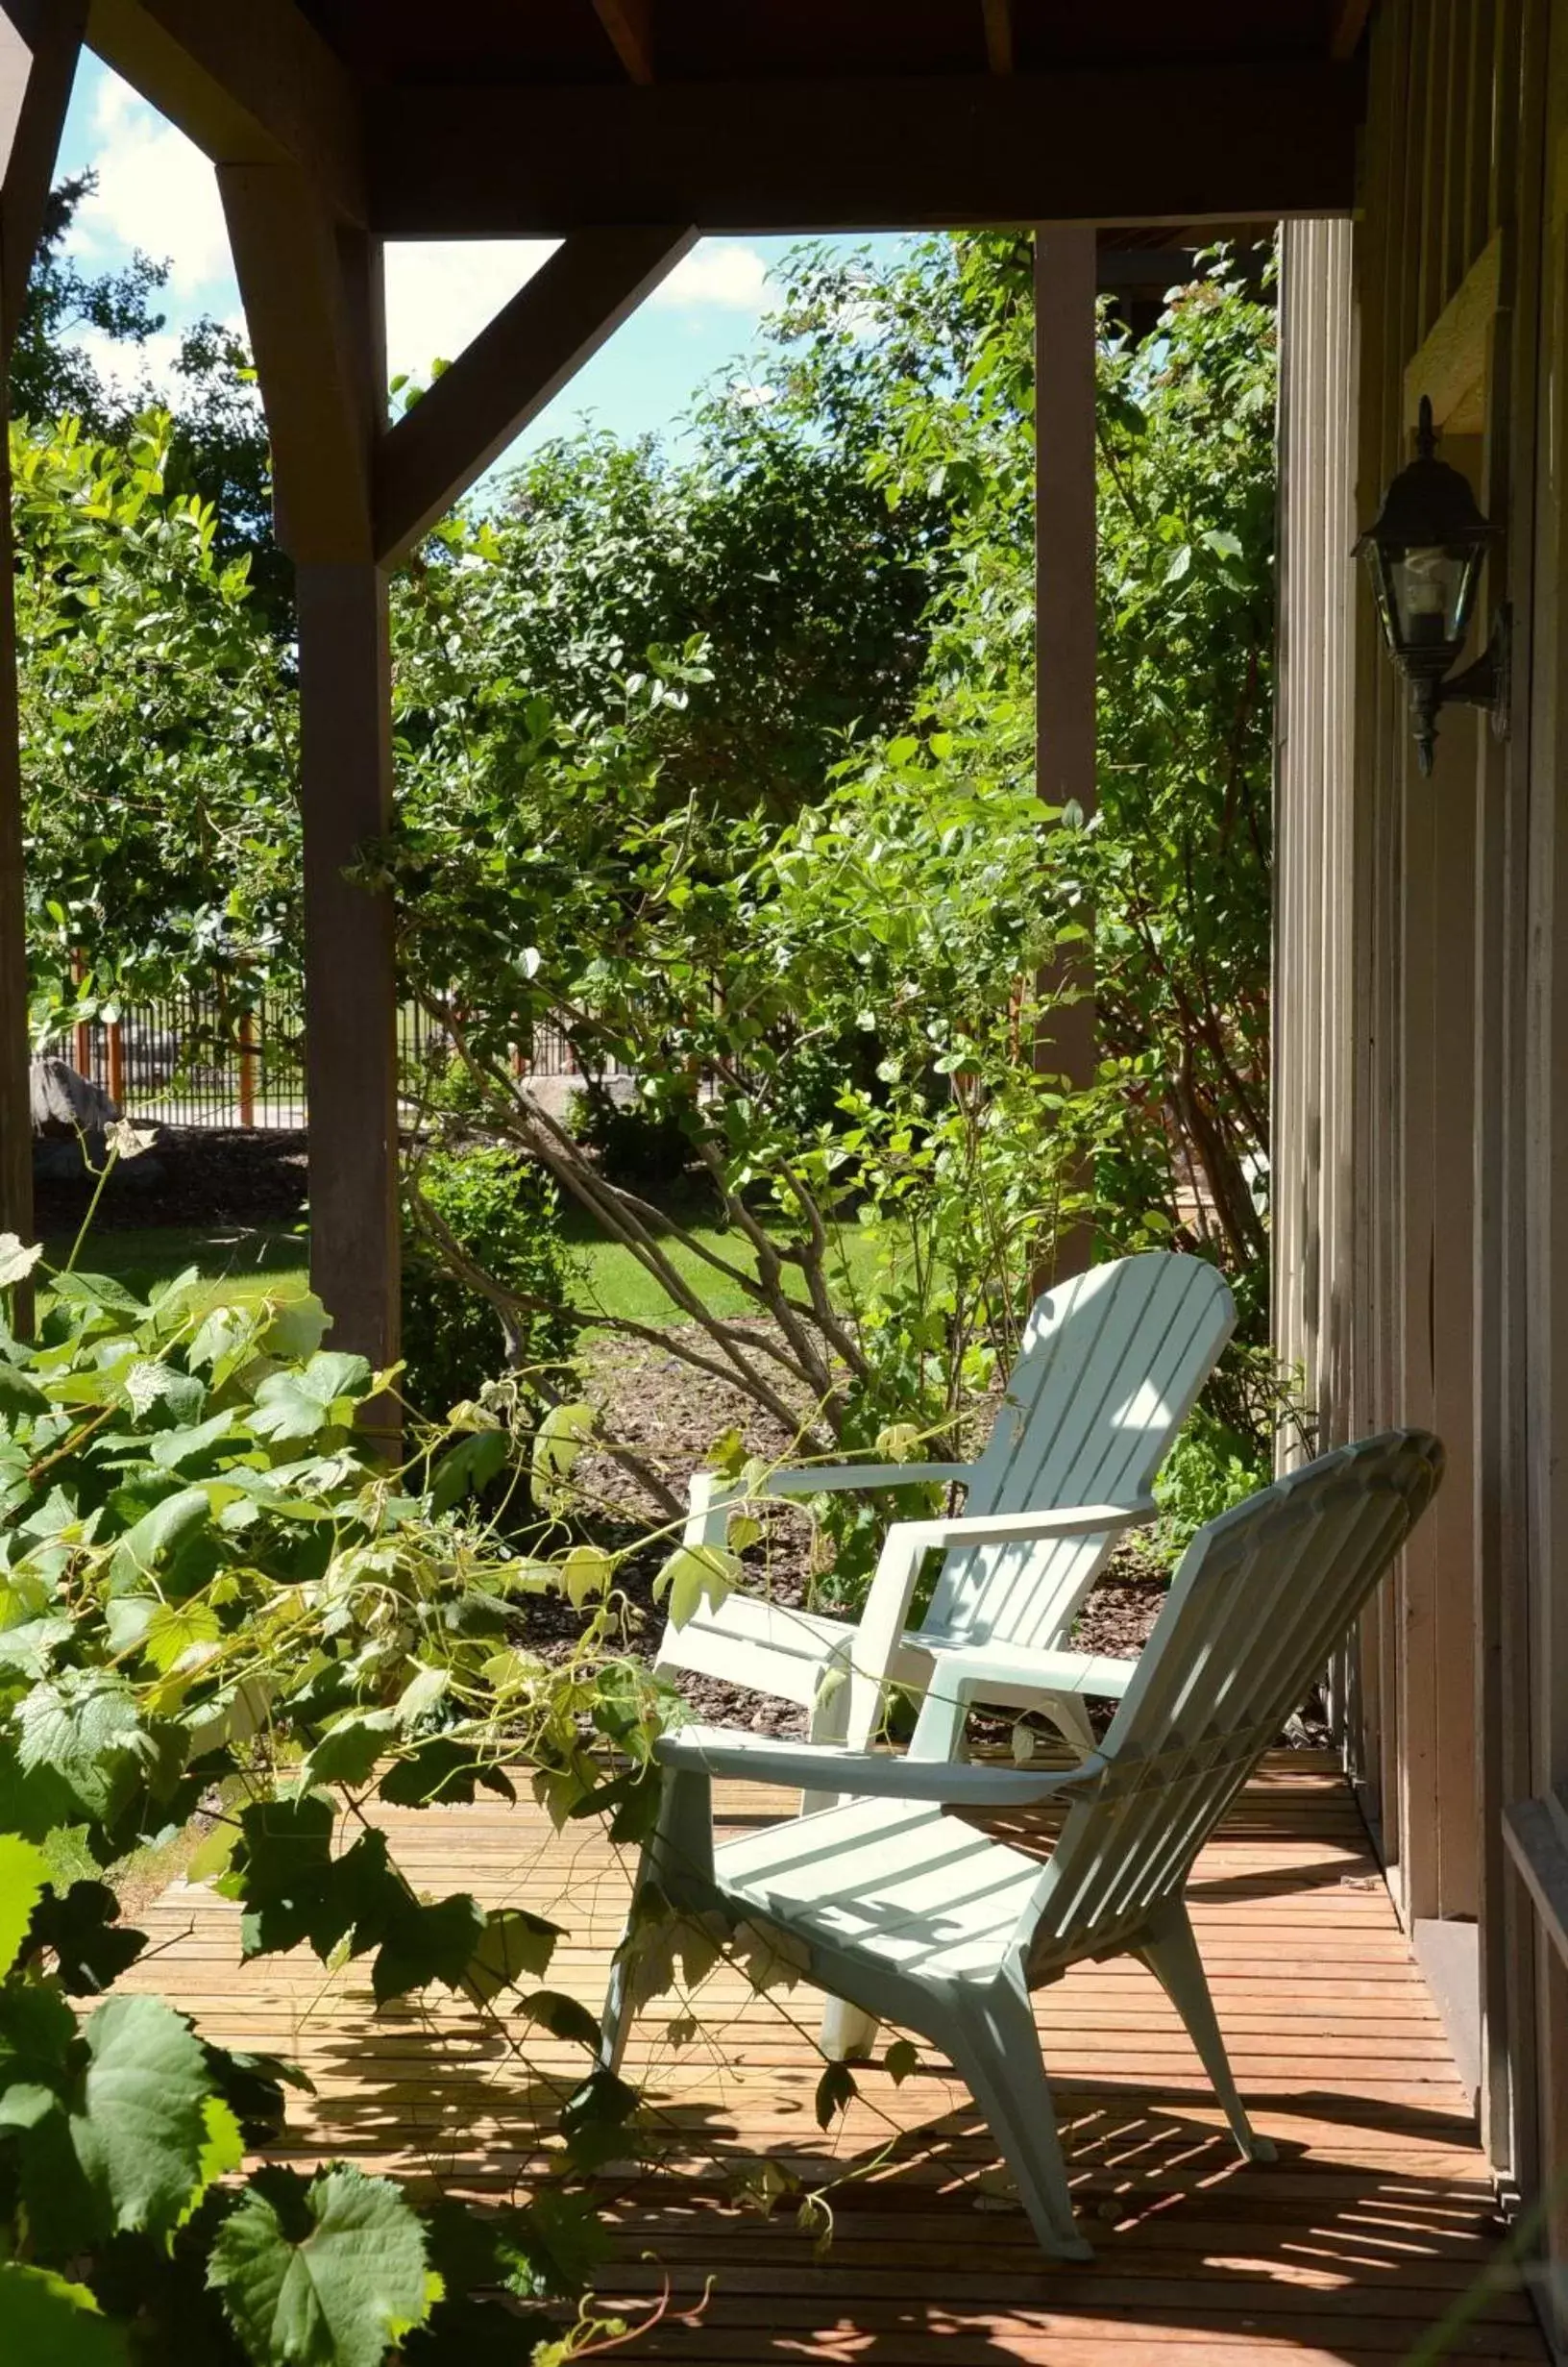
[71,1993,221,2238]
[0,1360,47,1418]
[458,1907,561,2006]
[108,1487,211,1585]
[815,2060,858,2129]
[15,1672,145,1822]
[0,1832,51,1972]
[377,1738,514,1809]
[27,1878,146,1993]
[248,1353,372,1442]
[0,2264,129,2367]
[558,2069,637,2173]
[208,2163,433,2367]
[429,1428,508,1512]
[371,1892,486,2006]
[521,1989,601,2051]
[233,1797,399,1965]
[301,1710,399,1789]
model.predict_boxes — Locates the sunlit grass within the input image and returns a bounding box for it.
[46,1211,902,1329]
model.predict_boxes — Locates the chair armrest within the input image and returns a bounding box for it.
[751,1461,973,1497]
[656,1723,1101,1806]
[683,1463,971,1553]
[923,1640,1140,1704]
[892,1498,1157,1552]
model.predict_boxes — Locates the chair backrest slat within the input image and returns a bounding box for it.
[1019,1429,1443,1978]
[925,1254,1236,1650]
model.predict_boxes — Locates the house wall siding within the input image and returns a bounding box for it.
[1276,0,1566,2316]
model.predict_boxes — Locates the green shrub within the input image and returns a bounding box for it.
[1152,1403,1270,1567]
[402,1145,579,1420]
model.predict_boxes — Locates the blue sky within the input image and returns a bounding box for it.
[54,53,911,463]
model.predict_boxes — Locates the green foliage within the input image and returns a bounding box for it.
[1153,1407,1271,1566]
[208,2166,433,2367]
[375,244,1281,1529]
[16,412,295,1037]
[401,1145,579,1421]
[0,1250,674,2360]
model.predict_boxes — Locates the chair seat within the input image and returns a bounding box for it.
[714,1794,1046,1985]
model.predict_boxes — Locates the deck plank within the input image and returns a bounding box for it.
[119,1755,1546,2364]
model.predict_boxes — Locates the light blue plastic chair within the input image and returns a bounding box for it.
[604,1430,1443,2259]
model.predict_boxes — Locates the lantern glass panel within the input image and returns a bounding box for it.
[1387,541,1480,655]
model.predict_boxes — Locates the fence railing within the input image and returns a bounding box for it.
[66,988,617,1131]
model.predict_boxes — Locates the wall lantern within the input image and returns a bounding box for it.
[1355,394,1508,776]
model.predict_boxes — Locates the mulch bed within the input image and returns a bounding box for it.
[33,1125,308,1236]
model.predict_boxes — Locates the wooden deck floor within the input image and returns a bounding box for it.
[122,1753,1544,2366]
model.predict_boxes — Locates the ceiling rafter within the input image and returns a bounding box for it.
[591,0,654,84]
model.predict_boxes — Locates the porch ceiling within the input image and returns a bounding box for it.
[86,0,1365,236]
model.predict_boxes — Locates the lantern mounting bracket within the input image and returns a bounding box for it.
[1408,602,1511,777]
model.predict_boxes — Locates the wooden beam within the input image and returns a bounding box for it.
[0,0,86,1325]
[222,174,400,1393]
[1329,0,1375,64]
[367,62,1363,235]
[1032,223,1097,1285]
[294,557,401,1400]
[591,0,653,85]
[982,0,1013,76]
[0,0,86,353]
[219,165,374,561]
[86,0,365,223]
[375,225,694,566]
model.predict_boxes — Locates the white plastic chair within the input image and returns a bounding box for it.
[605,1428,1443,2259]
[657,1252,1236,1778]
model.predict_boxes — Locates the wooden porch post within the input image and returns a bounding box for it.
[219,171,400,1395]
[1034,224,1098,1282]
[293,557,398,1377]
[0,0,86,1331]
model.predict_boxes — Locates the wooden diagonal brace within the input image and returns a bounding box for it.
[373,223,694,566]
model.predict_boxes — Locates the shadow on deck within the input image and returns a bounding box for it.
[121,1753,1543,2366]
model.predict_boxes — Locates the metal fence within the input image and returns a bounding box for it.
[65,986,617,1130]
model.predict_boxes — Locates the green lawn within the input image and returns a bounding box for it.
[41,1209,896,1329]
[561,1204,892,1328]
[41,1224,310,1312]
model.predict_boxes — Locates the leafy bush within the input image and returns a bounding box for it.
[401,1144,579,1421]
[0,1230,669,2364]
[1152,1405,1271,1566]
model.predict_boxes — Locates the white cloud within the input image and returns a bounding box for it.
[383,240,558,382]
[70,325,185,407]
[651,241,772,311]
[67,72,230,299]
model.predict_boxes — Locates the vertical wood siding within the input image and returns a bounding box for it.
[1276,0,1568,2322]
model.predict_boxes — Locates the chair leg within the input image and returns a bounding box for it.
[820,1991,881,2062]
[942,1975,1092,2260]
[1037,1692,1096,1759]
[1138,1898,1276,2163]
[804,1675,884,2059]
